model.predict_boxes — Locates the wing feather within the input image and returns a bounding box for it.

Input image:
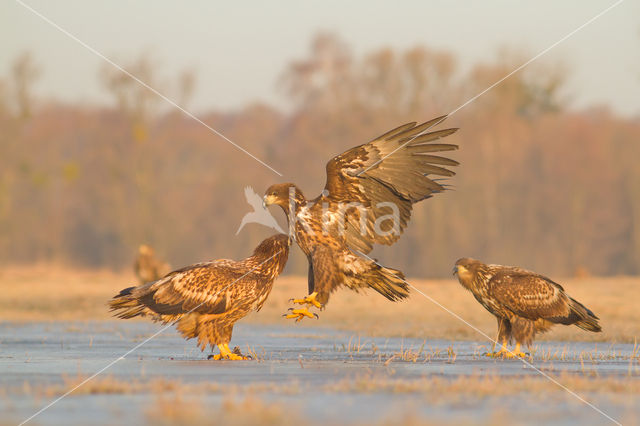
[391,116,448,140]
[487,270,571,320]
[374,121,418,141]
[322,116,458,253]
[137,260,250,316]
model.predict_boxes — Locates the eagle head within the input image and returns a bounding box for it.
[263,183,305,210]
[453,257,483,290]
[138,244,153,255]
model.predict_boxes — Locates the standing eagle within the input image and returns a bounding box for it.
[109,234,290,360]
[134,244,171,284]
[453,258,601,358]
[263,116,458,320]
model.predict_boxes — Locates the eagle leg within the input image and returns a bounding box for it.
[283,308,319,322]
[208,343,250,361]
[486,338,509,357]
[289,292,323,309]
[501,342,528,359]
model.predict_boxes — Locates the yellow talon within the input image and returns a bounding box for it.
[503,351,528,359]
[284,293,322,322]
[495,343,528,359]
[290,292,323,309]
[208,344,249,360]
[284,308,319,322]
[485,339,509,357]
[225,352,248,361]
[503,352,526,359]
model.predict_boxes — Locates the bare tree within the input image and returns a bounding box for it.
[0,78,8,117]
[10,52,41,120]
[2,37,638,277]
[177,68,197,110]
[100,53,162,142]
[280,32,353,111]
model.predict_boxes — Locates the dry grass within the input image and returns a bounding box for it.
[8,372,640,425]
[14,371,640,399]
[146,394,302,426]
[0,265,638,343]
[324,372,640,397]
[143,393,480,426]
[16,374,297,400]
[142,387,637,426]
[0,264,129,321]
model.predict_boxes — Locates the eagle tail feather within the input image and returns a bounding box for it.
[108,286,148,319]
[568,297,602,333]
[365,264,410,302]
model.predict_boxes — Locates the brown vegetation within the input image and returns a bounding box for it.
[13,370,640,401]
[1,266,638,343]
[1,34,639,279]
[10,371,640,422]
[146,394,301,426]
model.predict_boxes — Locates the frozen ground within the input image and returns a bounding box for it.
[0,321,638,425]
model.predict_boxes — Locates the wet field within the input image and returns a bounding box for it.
[1,321,639,426]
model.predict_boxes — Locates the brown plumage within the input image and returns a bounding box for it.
[263,116,458,314]
[110,234,290,360]
[453,257,601,357]
[134,244,171,284]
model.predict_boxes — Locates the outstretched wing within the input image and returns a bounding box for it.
[487,270,571,321]
[323,115,458,253]
[135,260,248,317]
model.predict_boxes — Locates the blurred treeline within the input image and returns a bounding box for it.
[1,34,639,278]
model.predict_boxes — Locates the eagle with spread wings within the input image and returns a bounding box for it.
[453,257,601,358]
[263,116,458,320]
[109,234,290,360]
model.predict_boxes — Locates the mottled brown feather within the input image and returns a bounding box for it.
[322,117,458,253]
[110,234,290,351]
[454,257,601,347]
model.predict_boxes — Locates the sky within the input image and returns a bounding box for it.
[2,0,639,116]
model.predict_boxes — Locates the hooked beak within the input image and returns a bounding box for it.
[452,265,458,276]
[263,194,277,209]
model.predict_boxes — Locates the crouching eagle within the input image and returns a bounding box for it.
[453,258,601,358]
[263,116,458,321]
[109,234,290,360]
